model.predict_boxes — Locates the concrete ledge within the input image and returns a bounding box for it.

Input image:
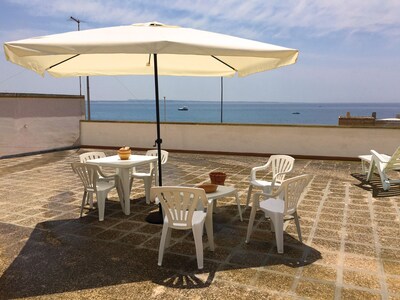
[80,144,360,161]
[80,120,400,159]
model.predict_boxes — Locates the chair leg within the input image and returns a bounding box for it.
[270,217,275,232]
[382,180,391,191]
[245,202,257,243]
[143,177,152,204]
[378,169,391,191]
[366,161,375,182]
[80,191,87,217]
[234,191,243,221]
[158,223,170,266]
[245,185,253,210]
[269,213,284,254]
[293,211,302,243]
[85,192,94,209]
[165,227,172,248]
[96,190,107,221]
[192,223,204,269]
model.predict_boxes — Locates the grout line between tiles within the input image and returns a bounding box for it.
[333,182,349,300]
[368,191,389,300]
[290,177,331,294]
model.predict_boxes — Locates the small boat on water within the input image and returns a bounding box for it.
[292,112,300,114]
[178,106,189,111]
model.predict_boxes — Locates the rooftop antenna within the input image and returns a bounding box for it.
[69,16,81,96]
[69,16,91,120]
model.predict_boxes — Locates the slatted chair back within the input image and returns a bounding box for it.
[71,162,101,193]
[281,174,312,215]
[151,186,208,230]
[79,152,106,163]
[270,155,295,185]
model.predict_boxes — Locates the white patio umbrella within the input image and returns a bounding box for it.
[4,21,298,221]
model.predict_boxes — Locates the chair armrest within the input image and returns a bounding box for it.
[252,186,284,202]
[370,150,390,163]
[269,184,286,199]
[98,169,120,183]
[250,161,271,181]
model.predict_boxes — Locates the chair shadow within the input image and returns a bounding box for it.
[0,202,321,298]
[351,173,400,197]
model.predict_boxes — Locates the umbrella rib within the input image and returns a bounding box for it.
[46,54,80,71]
[211,55,237,72]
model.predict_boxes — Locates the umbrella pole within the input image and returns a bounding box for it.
[153,54,163,187]
[146,53,164,224]
[220,77,223,123]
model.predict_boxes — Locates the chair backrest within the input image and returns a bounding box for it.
[371,147,400,172]
[71,162,101,193]
[79,152,106,163]
[386,146,400,170]
[270,155,295,184]
[146,149,169,164]
[280,174,312,214]
[151,186,208,230]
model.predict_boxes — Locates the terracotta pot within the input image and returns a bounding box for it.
[118,147,131,160]
[209,172,227,185]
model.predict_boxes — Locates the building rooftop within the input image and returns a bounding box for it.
[0,149,399,299]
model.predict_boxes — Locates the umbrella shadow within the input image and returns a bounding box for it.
[0,218,211,298]
[351,173,400,197]
[0,204,321,298]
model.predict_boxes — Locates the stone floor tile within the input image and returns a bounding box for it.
[1,149,399,299]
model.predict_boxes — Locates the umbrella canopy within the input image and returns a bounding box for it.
[4,21,298,190]
[4,22,298,78]
[4,21,298,223]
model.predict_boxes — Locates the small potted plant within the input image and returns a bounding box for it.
[209,171,227,185]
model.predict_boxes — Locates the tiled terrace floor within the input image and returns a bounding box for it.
[0,149,399,299]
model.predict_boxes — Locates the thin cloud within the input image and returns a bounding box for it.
[5,0,400,39]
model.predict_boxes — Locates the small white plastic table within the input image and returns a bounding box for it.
[205,185,243,222]
[87,155,158,215]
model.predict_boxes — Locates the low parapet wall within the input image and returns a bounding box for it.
[80,121,400,159]
[0,93,85,157]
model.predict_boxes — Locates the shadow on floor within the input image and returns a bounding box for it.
[351,173,400,197]
[0,213,321,298]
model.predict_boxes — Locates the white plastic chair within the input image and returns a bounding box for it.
[151,186,214,270]
[367,147,400,190]
[72,162,122,221]
[246,155,295,210]
[130,150,168,204]
[79,151,108,208]
[245,174,312,254]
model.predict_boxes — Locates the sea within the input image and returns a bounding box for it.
[89,100,400,125]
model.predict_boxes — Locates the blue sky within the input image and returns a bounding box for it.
[1,0,399,102]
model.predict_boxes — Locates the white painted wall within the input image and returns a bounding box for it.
[0,93,85,157]
[80,121,400,158]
